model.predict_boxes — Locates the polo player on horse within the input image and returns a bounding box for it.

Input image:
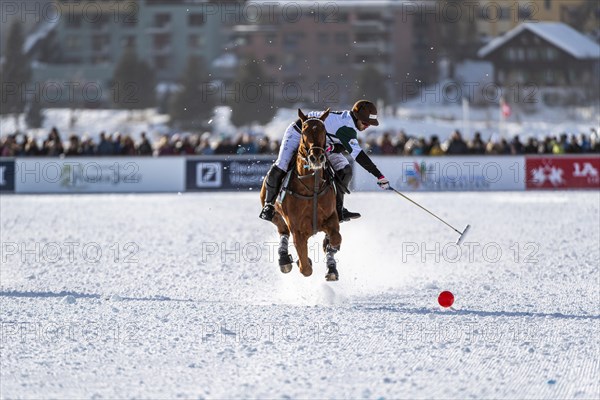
[260,100,390,223]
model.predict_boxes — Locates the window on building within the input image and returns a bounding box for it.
[154,56,168,70]
[545,47,557,61]
[544,0,552,11]
[519,6,533,20]
[66,14,82,28]
[154,13,171,27]
[188,13,204,27]
[283,53,297,69]
[499,7,511,20]
[283,32,304,49]
[93,14,110,30]
[66,35,80,50]
[336,54,348,65]
[498,70,505,84]
[318,32,329,44]
[122,13,137,28]
[91,55,110,64]
[153,33,171,49]
[334,32,348,45]
[266,55,276,65]
[319,55,331,66]
[545,69,555,85]
[188,34,204,49]
[527,48,538,61]
[121,36,136,48]
[92,35,109,51]
[517,48,526,61]
[356,12,382,20]
[336,13,349,22]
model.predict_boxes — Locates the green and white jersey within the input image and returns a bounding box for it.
[290,110,383,179]
[297,110,363,159]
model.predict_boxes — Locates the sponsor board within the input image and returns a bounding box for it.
[14,158,185,193]
[186,157,274,191]
[526,156,600,189]
[353,156,526,191]
[0,159,16,193]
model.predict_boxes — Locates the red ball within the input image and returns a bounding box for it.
[438,291,454,308]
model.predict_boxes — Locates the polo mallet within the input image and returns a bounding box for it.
[388,186,471,245]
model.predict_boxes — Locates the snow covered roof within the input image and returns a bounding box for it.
[478,22,600,60]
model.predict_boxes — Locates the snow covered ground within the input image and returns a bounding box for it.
[1,191,599,399]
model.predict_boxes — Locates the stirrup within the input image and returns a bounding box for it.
[259,204,276,221]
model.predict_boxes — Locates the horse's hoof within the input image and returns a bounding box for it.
[298,258,313,277]
[325,266,339,281]
[280,263,292,273]
[279,254,293,273]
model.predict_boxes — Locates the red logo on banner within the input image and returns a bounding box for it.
[526,157,600,189]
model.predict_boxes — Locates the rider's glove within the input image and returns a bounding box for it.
[377,176,390,190]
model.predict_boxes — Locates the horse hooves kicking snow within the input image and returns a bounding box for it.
[325,266,339,281]
[297,258,313,277]
[279,254,294,274]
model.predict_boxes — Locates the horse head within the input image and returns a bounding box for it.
[298,108,330,170]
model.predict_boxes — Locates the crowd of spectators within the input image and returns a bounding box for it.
[1,127,599,158]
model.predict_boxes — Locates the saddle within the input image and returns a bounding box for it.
[277,155,339,205]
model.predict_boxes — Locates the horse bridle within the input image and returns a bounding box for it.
[300,117,327,169]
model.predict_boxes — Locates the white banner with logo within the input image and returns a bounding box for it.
[15,157,185,193]
[352,156,526,191]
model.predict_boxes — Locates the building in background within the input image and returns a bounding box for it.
[473,0,598,41]
[227,0,439,106]
[29,0,242,106]
[478,22,600,107]
[6,0,599,109]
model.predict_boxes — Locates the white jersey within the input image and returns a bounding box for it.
[275,109,382,179]
[304,110,363,159]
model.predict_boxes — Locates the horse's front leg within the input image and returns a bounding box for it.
[292,231,312,277]
[322,215,341,281]
[270,211,293,273]
[277,233,293,273]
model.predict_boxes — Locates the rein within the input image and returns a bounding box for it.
[286,118,333,235]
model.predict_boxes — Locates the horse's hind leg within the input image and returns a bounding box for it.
[273,213,293,273]
[323,216,341,281]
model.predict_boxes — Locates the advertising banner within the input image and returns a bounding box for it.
[186,156,275,191]
[526,156,600,190]
[15,157,185,193]
[0,159,15,193]
[352,156,526,191]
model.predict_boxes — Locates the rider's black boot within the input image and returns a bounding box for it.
[335,165,360,222]
[259,165,286,221]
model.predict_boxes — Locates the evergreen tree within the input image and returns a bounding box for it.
[229,60,276,127]
[438,0,479,79]
[0,20,32,122]
[353,65,388,104]
[169,56,214,129]
[112,46,155,110]
[137,59,156,109]
[25,98,44,129]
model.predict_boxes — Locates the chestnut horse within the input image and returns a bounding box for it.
[260,108,341,281]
